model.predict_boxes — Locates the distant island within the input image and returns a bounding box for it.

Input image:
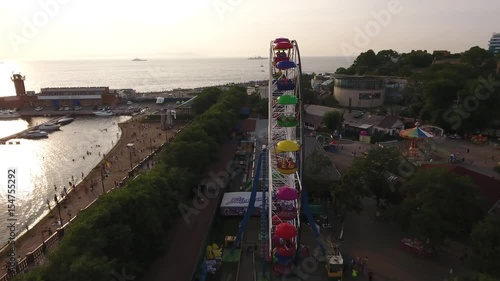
[247,56,266,60]
[132,58,147,61]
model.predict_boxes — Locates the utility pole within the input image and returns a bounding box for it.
[54,194,63,226]
[100,164,106,195]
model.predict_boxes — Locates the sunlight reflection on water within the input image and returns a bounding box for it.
[0,115,130,245]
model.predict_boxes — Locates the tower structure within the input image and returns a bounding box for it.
[11,73,26,97]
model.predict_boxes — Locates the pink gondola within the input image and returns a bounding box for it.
[276,186,299,200]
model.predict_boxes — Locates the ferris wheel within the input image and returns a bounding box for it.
[267,37,305,276]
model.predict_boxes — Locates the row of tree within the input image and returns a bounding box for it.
[14,87,246,281]
[305,146,500,278]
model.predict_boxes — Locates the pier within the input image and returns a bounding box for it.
[0,116,62,144]
[0,109,137,144]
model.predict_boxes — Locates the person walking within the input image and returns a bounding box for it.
[368,269,373,281]
[352,268,358,278]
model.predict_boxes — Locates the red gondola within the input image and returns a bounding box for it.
[274,41,293,50]
[275,243,296,257]
[274,38,290,44]
[275,223,297,239]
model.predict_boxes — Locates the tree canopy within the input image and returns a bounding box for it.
[329,146,403,217]
[322,110,344,132]
[394,168,487,244]
[303,148,337,196]
[470,217,500,278]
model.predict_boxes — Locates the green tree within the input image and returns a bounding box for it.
[331,160,371,217]
[460,46,494,71]
[322,110,343,132]
[376,49,399,62]
[353,49,379,70]
[400,50,433,68]
[191,87,223,114]
[303,148,337,196]
[395,168,487,244]
[470,217,500,277]
[352,146,403,205]
[335,67,348,74]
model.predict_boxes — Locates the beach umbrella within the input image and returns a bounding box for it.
[275,223,297,239]
[399,126,433,139]
[276,186,298,200]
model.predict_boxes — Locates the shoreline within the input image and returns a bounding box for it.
[0,116,173,275]
[0,119,131,255]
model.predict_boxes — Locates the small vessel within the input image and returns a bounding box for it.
[248,56,266,60]
[20,130,49,139]
[38,123,61,131]
[55,116,74,125]
[93,110,114,116]
[0,110,21,119]
[132,58,147,61]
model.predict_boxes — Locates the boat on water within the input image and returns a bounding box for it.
[248,56,266,60]
[132,58,147,61]
[0,110,21,119]
[93,110,114,116]
[38,123,60,131]
[20,130,49,139]
[56,116,74,125]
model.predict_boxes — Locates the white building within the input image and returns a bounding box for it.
[332,75,385,108]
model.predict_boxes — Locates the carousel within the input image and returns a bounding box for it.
[399,122,433,159]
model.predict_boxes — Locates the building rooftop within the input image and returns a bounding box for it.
[331,74,383,80]
[377,115,402,129]
[41,87,108,92]
[321,79,334,86]
[343,111,386,129]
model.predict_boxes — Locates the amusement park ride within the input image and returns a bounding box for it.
[231,38,344,280]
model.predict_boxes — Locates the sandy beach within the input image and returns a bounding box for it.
[0,116,179,276]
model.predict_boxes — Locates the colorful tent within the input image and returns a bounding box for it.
[399,126,433,139]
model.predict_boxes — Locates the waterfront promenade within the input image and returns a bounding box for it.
[0,116,178,276]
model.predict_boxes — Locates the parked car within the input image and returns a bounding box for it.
[34,106,43,111]
[74,106,82,111]
[64,107,70,111]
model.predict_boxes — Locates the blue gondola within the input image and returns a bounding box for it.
[276,60,296,70]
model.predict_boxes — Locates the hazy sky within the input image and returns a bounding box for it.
[0,0,498,60]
